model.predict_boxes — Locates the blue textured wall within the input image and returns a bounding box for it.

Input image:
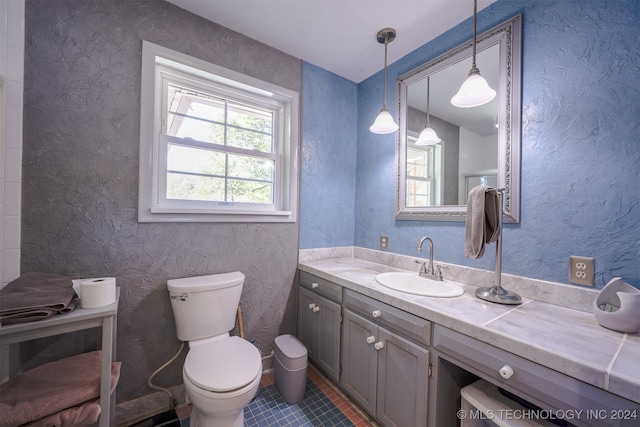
[300,63,358,248]
[352,0,639,287]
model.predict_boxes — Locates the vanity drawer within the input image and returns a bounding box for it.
[298,271,343,303]
[344,289,431,347]
[433,325,640,427]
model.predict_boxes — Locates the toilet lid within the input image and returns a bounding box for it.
[184,336,261,393]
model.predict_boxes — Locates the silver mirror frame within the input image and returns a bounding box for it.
[396,15,521,222]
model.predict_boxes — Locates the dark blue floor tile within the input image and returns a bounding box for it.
[177,378,356,427]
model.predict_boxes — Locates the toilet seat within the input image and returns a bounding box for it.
[184,336,261,393]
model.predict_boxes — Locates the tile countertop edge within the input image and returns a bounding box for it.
[297,253,640,405]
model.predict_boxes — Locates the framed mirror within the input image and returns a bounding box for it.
[396,15,521,222]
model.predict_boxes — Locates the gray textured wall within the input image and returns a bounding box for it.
[22,0,301,403]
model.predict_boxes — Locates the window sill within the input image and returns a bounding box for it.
[138,207,295,223]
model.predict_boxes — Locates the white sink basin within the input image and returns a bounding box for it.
[375,272,464,297]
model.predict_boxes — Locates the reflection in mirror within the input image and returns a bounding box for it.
[396,15,521,222]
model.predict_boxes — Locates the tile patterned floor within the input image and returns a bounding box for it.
[175,365,372,427]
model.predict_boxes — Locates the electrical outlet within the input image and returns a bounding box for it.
[380,235,389,251]
[569,256,595,286]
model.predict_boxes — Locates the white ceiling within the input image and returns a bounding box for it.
[166,0,497,83]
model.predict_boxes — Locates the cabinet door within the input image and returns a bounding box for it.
[297,287,317,360]
[377,327,429,427]
[341,310,378,415]
[316,295,341,383]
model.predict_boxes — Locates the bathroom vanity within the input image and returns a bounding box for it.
[297,271,342,382]
[341,289,430,426]
[297,248,640,427]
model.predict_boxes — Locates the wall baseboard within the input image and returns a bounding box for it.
[115,384,185,426]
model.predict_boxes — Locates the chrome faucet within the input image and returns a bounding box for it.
[416,236,443,281]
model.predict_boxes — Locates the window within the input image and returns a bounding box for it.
[406,145,434,207]
[139,41,299,222]
[405,135,442,207]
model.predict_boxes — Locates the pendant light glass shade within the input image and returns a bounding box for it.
[451,0,496,108]
[416,76,441,145]
[415,126,441,145]
[451,70,496,108]
[370,106,399,134]
[370,28,398,134]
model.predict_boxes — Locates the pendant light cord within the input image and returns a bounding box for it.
[383,36,389,107]
[426,77,431,125]
[471,0,478,72]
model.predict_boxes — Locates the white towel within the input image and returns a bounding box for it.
[465,185,501,259]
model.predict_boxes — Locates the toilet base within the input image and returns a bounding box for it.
[190,406,244,427]
[183,364,261,427]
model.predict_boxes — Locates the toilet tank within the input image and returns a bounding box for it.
[167,272,244,342]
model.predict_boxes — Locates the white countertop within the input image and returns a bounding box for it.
[298,252,640,405]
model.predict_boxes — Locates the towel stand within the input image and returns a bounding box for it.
[0,289,119,426]
[475,188,522,305]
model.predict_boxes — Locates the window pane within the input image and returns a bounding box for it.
[167,173,225,201]
[167,114,225,144]
[227,127,273,152]
[227,179,273,204]
[167,144,225,176]
[167,84,225,122]
[407,147,432,178]
[407,178,431,207]
[228,153,274,181]
[228,103,273,133]
[227,102,274,152]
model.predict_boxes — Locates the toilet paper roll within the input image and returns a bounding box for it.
[80,277,116,309]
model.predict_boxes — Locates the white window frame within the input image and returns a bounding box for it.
[138,41,299,223]
[405,133,443,207]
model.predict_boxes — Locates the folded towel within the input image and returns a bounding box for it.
[0,351,121,427]
[0,272,79,325]
[23,399,101,427]
[464,185,501,259]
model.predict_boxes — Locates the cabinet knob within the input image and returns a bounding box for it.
[372,310,382,318]
[366,336,376,344]
[499,365,514,379]
[308,303,316,310]
[374,342,385,351]
[311,282,319,288]
[313,306,320,312]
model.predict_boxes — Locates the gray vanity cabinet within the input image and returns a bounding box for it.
[341,309,379,414]
[297,272,342,382]
[432,325,640,427]
[341,290,430,427]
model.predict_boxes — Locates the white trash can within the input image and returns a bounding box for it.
[273,334,308,404]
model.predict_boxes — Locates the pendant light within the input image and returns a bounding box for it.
[370,28,399,134]
[416,77,441,145]
[451,0,496,108]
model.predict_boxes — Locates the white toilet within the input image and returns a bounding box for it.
[167,272,262,427]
